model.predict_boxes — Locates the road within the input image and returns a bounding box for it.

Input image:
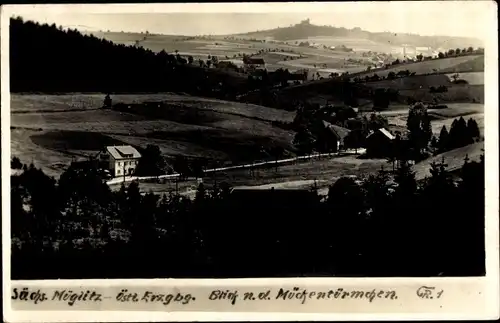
[105,148,366,185]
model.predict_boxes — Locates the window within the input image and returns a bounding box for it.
[118,162,121,167]
[117,170,121,175]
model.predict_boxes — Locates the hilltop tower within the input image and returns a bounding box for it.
[300,18,311,25]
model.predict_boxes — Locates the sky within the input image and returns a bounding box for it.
[4,2,494,40]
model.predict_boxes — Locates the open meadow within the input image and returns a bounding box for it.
[109,153,387,198]
[86,31,402,77]
[11,93,297,178]
[352,55,484,79]
[383,103,484,136]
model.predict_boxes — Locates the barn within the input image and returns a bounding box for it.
[316,120,351,153]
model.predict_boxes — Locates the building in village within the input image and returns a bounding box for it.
[243,56,266,72]
[365,128,395,157]
[317,120,351,153]
[98,145,142,177]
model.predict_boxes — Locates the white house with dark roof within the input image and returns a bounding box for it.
[100,145,142,177]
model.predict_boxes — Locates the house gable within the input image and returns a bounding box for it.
[106,145,141,160]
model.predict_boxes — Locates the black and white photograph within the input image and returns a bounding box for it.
[2,2,495,286]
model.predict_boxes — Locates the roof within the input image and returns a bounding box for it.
[366,128,395,140]
[106,145,141,160]
[379,128,395,140]
[322,120,351,140]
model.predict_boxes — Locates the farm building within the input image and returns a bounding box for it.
[99,145,142,177]
[365,128,395,158]
[316,121,351,153]
[243,57,266,72]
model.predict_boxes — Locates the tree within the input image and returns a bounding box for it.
[467,118,480,139]
[293,127,315,155]
[327,176,364,215]
[11,156,23,169]
[438,125,449,152]
[407,102,431,153]
[103,94,112,108]
[173,155,191,180]
[430,135,438,148]
[135,144,167,177]
[373,88,390,111]
[449,116,472,149]
[343,129,364,154]
[438,52,445,59]
[393,160,417,198]
[451,73,460,82]
[422,112,433,145]
[188,56,194,64]
[194,182,207,204]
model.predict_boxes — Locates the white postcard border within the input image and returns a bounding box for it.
[2,2,499,322]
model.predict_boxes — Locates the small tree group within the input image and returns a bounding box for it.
[406,102,433,154]
[437,117,480,153]
[135,144,169,177]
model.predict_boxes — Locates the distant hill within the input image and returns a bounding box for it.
[231,20,484,49]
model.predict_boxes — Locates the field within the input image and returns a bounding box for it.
[115,133,485,198]
[439,55,484,73]
[288,36,405,53]
[383,103,484,136]
[109,153,387,198]
[445,72,484,85]
[413,141,484,180]
[364,74,453,90]
[86,30,485,86]
[10,93,296,178]
[85,31,400,77]
[351,55,484,79]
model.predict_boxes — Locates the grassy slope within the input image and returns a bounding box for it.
[232,23,483,49]
[439,55,484,73]
[11,93,296,177]
[384,103,484,136]
[118,154,386,197]
[414,142,484,180]
[265,55,484,106]
[353,55,484,79]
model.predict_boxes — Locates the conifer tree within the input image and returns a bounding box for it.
[422,112,433,145]
[467,118,481,139]
[430,135,438,148]
[438,125,449,152]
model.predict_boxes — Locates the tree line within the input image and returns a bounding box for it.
[434,117,481,153]
[289,101,482,164]
[11,150,485,279]
[10,17,250,98]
